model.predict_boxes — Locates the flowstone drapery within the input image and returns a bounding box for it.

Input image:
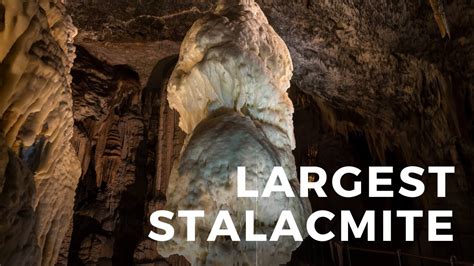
[0,1,81,265]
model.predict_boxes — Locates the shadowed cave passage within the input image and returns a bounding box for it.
[289,91,423,266]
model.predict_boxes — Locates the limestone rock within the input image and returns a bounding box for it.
[159,0,311,264]
[0,134,37,266]
[0,1,81,265]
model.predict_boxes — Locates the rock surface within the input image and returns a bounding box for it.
[0,1,81,265]
[63,46,187,265]
[158,0,310,264]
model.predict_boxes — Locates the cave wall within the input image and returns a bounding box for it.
[0,0,81,265]
[63,46,187,265]
[272,1,474,263]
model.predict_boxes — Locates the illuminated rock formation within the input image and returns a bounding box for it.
[0,1,80,265]
[159,0,311,264]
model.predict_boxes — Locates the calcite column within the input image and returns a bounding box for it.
[0,0,81,265]
[158,0,311,264]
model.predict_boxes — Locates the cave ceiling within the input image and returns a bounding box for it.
[67,0,473,163]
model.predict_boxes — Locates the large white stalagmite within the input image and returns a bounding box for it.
[160,0,311,264]
[0,0,81,265]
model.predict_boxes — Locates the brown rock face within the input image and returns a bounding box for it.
[63,47,186,265]
[63,46,142,265]
[0,135,37,265]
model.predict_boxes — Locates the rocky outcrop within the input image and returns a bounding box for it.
[0,1,80,265]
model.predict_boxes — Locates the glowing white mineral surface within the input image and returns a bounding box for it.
[160,0,311,264]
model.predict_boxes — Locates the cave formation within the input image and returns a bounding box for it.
[155,1,310,264]
[0,0,473,266]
